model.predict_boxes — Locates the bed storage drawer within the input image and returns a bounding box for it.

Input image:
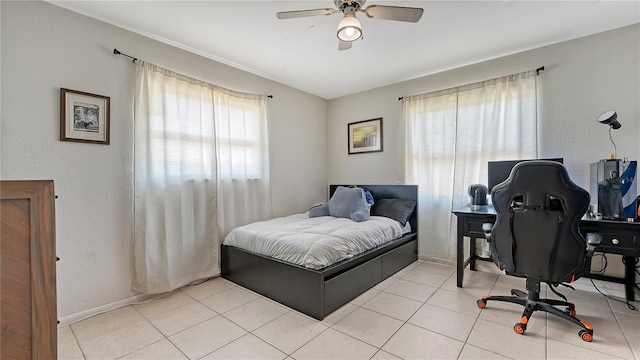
[382,238,418,279]
[324,256,382,314]
[222,245,325,319]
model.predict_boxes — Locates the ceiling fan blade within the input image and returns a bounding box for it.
[363,5,424,22]
[276,8,336,19]
[338,40,353,51]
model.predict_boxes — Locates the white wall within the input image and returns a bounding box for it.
[2,1,637,320]
[1,1,328,322]
[328,25,640,271]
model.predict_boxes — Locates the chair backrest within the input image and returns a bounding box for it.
[490,160,590,283]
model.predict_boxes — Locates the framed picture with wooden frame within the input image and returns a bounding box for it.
[348,117,383,154]
[60,88,110,144]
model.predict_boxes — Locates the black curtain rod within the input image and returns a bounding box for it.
[113,48,137,63]
[112,48,274,98]
[399,66,545,101]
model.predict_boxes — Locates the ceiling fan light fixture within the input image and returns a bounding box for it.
[337,14,362,42]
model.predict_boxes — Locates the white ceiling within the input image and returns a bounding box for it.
[48,1,640,99]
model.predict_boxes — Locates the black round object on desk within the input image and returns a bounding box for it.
[468,184,488,209]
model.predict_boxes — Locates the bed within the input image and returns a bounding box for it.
[221,184,418,320]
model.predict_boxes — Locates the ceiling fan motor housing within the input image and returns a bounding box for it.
[334,0,366,11]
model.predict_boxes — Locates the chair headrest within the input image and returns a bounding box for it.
[492,160,589,214]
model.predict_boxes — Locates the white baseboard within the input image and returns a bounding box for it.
[57,293,159,327]
[418,255,454,266]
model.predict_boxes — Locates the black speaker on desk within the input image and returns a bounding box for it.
[468,184,488,209]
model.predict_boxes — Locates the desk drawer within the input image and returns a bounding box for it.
[465,217,494,238]
[594,232,637,255]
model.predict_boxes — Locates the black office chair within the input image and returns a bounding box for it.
[477,160,600,342]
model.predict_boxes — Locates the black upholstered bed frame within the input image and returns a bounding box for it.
[221,184,418,320]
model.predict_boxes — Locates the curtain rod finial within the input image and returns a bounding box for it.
[113,48,138,63]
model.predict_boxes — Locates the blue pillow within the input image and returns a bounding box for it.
[308,186,370,222]
[361,187,375,206]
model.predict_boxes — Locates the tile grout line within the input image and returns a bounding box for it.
[68,325,88,360]
[608,297,640,360]
[60,260,639,360]
[127,299,193,360]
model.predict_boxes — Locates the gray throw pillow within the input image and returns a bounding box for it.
[309,203,330,217]
[308,186,370,222]
[370,198,416,226]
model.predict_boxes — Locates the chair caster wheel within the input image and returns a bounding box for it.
[514,323,526,334]
[564,307,576,317]
[579,329,593,342]
[477,299,487,309]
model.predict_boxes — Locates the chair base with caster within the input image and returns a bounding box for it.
[477,277,594,342]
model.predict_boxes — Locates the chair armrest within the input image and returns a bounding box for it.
[482,223,493,242]
[585,233,602,257]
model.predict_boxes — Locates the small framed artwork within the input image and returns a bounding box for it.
[348,117,383,154]
[60,88,110,144]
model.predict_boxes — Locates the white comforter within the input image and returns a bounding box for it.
[223,214,406,269]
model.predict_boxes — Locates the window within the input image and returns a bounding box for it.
[214,94,269,181]
[133,61,271,294]
[402,70,538,261]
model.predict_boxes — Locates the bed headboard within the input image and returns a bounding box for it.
[328,185,418,233]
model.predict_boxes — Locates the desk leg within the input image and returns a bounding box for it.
[470,237,477,271]
[457,220,465,288]
[624,256,636,301]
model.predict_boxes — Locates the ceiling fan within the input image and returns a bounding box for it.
[276,0,424,50]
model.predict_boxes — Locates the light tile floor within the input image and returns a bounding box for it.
[58,260,640,360]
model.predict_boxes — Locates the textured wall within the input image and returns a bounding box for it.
[1,1,327,322]
[2,1,637,320]
[328,24,640,273]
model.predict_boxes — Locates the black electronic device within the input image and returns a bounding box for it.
[468,184,488,209]
[589,159,637,221]
[487,158,563,193]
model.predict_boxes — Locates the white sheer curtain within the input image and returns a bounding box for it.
[214,90,272,235]
[401,70,538,262]
[133,61,271,294]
